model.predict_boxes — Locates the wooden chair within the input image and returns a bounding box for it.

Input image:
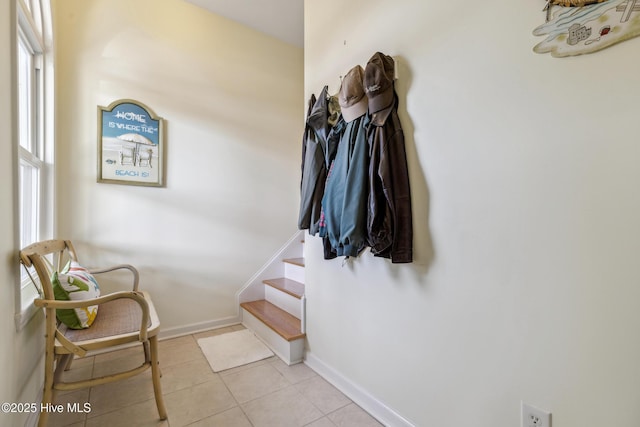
[20,240,167,427]
[137,148,153,168]
[119,145,136,166]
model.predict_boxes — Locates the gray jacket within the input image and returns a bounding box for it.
[298,86,340,235]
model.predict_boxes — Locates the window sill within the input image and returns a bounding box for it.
[15,300,40,332]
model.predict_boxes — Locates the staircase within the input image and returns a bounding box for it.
[239,233,306,365]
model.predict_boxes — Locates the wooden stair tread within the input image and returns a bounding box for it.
[241,300,305,342]
[283,257,305,267]
[263,278,304,299]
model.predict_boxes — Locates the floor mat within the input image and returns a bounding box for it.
[197,329,274,372]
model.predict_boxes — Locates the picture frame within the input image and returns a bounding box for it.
[97,99,165,187]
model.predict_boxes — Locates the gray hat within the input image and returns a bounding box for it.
[338,65,368,123]
[364,52,395,113]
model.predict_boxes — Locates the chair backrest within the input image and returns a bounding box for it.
[121,146,135,157]
[139,149,152,160]
[20,239,79,301]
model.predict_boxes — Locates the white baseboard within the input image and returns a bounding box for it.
[158,315,241,341]
[49,316,243,358]
[304,351,416,427]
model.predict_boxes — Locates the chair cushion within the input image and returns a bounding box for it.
[51,261,101,329]
[60,297,148,342]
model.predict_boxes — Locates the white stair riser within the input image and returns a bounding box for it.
[242,309,304,365]
[284,263,305,283]
[265,286,302,319]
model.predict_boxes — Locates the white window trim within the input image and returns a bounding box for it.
[15,0,53,332]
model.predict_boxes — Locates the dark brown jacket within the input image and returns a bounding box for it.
[366,94,413,263]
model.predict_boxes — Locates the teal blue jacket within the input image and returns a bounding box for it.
[319,115,369,257]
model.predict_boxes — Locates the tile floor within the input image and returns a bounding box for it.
[48,325,383,427]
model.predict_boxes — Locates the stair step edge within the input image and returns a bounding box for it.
[263,278,305,299]
[283,257,305,267]
[241,300,305,342]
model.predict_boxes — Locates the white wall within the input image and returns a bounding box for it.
[52,0,303,332]
[304,1,640,426]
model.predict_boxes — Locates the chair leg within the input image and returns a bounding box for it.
[38,349,56,427]
[53,354,73,384]
[64,355,74,371]
[149,336,167,420]
[142,340,163,376]
[143,340,151,363]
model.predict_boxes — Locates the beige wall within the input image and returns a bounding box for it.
[52,0,303,331]
[304,1,640,426]
[0,1,47,425]
[0,0,17,416]
[2,1,302,422]
[0,0,14,394]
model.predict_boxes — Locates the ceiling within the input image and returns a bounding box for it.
[183,0,303,47]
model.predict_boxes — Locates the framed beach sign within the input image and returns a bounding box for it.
[97,99,165,186]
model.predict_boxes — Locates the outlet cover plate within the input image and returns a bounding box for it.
[521,402,551,427]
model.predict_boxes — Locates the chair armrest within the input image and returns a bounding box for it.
[35,291,151,342]
[89,264,139,291]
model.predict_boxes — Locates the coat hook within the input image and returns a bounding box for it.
[393,57,399,80]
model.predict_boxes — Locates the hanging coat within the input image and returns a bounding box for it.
[319,114,370,258]
[298,86,342,236]
[366,93,413,263]
[298,88,328,234]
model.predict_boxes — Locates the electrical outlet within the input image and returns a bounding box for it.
[521,402,552,427]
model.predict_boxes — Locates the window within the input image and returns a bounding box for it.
[16,0,53,330]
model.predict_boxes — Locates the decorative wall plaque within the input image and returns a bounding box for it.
[533,0,640,57]
[98,99,165,187]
